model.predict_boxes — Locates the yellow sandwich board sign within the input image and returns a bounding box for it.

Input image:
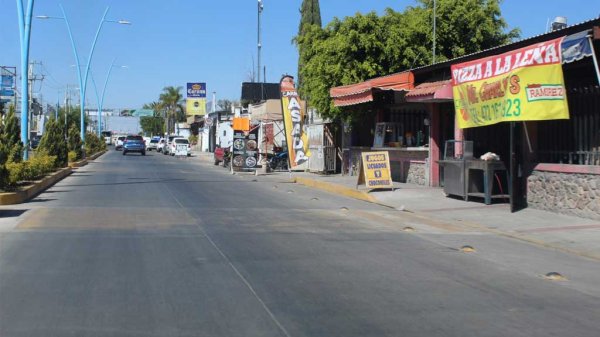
[357,151,393,190]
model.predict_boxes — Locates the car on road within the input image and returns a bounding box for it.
[115,136,126,150]
[147,138,159,151]
[170,138,191,156]
[101,131,112,145]
[122,135,146,156]
[163,135,183,155]
[30,135,42,149]
[157,138,166,152]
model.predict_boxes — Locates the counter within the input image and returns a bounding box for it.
[375,147,429,183]
[344,147,429,184]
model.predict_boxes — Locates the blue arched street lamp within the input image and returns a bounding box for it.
[16,0,35,160]
[90,58,128,135]
[37,5,130,156]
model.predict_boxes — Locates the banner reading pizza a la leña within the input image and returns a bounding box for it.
[452,37,569,129]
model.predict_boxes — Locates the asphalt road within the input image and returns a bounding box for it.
[1,149,600,337]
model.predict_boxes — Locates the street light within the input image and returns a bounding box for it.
[257,0,263,83]
[90,59,128,135]
[17,0,35,160]
[36,5,130,156]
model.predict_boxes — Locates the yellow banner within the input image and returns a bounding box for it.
[358,151,393,189]
[280,76,310,167]
[186,98,206,116]
[452,37,569,129]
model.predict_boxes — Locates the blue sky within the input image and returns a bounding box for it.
[0,0,598,110]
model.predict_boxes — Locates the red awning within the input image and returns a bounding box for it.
[330,71,414,107]
[405,80,453,102]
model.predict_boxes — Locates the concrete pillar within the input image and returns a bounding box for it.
[428,104,441,187]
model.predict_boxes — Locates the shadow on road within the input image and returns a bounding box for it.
[28,198,57,203]
[0,209,28,218]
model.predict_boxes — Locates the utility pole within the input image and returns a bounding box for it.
[257,0,263,83]
[28,61,45,139]
[432,0,437,64]
[212,91,216,113]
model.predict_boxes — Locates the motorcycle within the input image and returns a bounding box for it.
[268,150,289,171]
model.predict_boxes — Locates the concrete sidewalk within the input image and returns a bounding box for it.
[192,151,600,261]
[288,171,600,261]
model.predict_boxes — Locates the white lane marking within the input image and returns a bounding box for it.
[160,173,292,337]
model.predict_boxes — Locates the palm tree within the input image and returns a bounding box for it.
[143,101,163,116]
[158,86,184,134]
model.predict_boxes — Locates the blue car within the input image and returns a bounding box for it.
[123,135,146,156]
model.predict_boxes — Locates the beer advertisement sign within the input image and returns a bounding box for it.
[186,82,207,116]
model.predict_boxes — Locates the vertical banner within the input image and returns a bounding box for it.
[452,37,569,129]
[280,75,310,167]
[186,82,206,116]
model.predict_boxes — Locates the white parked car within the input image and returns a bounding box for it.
[115,136,126,150]
[157,138,166,152]
[163,136,183,155]
[147,138,159,151]
[170,138,191,156]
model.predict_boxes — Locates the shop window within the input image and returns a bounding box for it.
[537,86,600,165]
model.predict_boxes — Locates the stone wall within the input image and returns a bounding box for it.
[406,162,427,186]
[527,170,600,220]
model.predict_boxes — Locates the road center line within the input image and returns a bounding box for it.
[157,165,292,337]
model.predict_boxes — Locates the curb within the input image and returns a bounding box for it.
[0,167,73,205]
[293,176,378,203]
[67,150,106,168]
[69,159,87,168]
[87,150,107,161]
[290,175,600,261]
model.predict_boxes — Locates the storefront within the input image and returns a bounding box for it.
[440,22,600,215]
[328,18,600,218]
[330,71,432,184]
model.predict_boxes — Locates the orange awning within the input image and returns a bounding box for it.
[330,71,414,107]
[405,80,453,102]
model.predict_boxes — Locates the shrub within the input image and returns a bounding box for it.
[68,151,78,163]
[189,134,199,145]
[5,152,57,187]
[0,105,22,189]
[85,132,106,155]
[38,117,68,167]
[67,125,83,160]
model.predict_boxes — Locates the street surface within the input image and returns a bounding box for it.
[1,150,600,337]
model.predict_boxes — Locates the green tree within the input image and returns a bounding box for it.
[297,0,519,119]
[217,99,237,112]
[296,0,322,94]
[38,117,68,167]
[67,124,83,160]
[85,132,106,155]
[1,105,24,163]
[143,101,163,115]
[159,86,185,134]
[139,116,165,136]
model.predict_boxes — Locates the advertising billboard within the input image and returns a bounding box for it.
[186,82,206,116]
[231,129,259,170]
[451,37,569,129]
